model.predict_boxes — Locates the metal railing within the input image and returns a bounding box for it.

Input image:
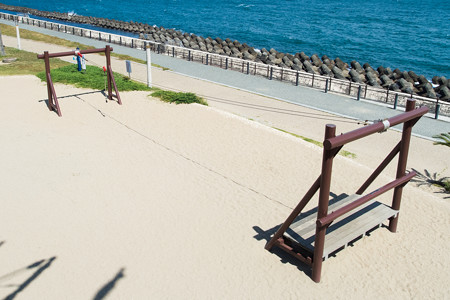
[1,12,448,118]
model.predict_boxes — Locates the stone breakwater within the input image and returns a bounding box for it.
[1,3,449,101]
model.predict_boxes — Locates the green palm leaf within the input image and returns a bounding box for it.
[432,132,450,147]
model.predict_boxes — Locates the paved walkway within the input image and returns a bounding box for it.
[2,18,450,138]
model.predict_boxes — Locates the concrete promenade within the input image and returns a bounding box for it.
[1,18,450,138]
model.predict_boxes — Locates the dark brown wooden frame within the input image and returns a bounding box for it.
[37,45,121,117]
[265,99,428,283]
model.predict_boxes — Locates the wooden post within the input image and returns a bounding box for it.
[389,100,415,232]
[44,51,52,111]
[265,176,321,251]
[106,45,113,100]
[311,124,336,283]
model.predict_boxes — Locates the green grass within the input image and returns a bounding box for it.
[273,127,357,159]
[443,180,450,192]
[0,46,70,76]
[36,64,152,91]
[150,90,208,105]
[0,23,169,70]
[435,180,450,193]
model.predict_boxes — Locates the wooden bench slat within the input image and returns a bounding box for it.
[284,194,398,257]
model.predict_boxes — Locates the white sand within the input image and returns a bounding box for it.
[0,75,448,299]
[0,35,449,298]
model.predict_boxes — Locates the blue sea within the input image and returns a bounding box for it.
[1,0,449,79]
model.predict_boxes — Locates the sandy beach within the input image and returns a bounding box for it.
[0,36,449,299]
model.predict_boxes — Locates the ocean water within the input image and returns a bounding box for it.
[2,0,449,79]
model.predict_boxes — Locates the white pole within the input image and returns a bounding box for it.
[146,45,152,88]
[15,18,21,50]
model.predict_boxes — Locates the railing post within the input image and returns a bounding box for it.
[386,89,389,102]
[312,74,315,87]
[269,67,273,80]
[206,54,209,65]
[296,71,299,86]
[435,102,440,119]
[247,62,250,74]
[364,84,368,99]
[109,34,111,43]
[325,78,329,93]
[357,85,362,101]
[225,58,228,70]
[348,81,352,95]
[312,124,336,283]
[389,99,415,232]
[172,47,175,57]
[394,94,399,109]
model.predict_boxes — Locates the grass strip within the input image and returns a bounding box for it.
[36,64,152,91]
[0,23,169,69]
[0,46,70,75]
[150,90,208,106]
[273,127,357,159]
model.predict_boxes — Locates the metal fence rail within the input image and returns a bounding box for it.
[1,12,448,118]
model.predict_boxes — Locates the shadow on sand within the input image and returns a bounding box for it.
[1,257,56,300]
[92,268,125,300]
[410,168,450,199]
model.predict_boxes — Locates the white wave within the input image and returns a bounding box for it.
[237,4,254,8]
